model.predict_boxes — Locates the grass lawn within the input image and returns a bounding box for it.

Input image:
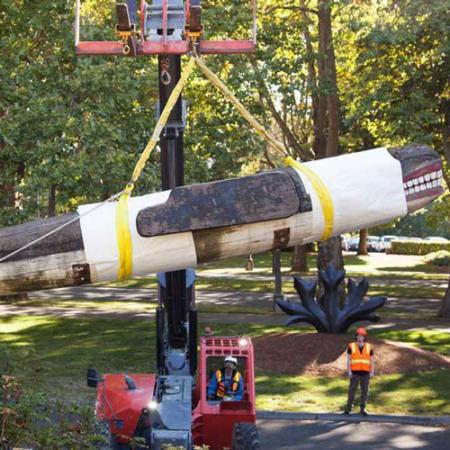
[1,316,449,415]
[99,251,448,299]
[197,252,449,279]
[1,297,272,315]
[101,274,447,299]
[256,369,450,415]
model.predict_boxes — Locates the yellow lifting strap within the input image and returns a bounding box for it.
[116,55,335,280]
[194,56,286,156]
[285,157,334,241]
[193,56,335,241]
[116,57,196,280]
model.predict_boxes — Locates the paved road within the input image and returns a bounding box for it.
[5,285,442,332]
[258,419,450,449]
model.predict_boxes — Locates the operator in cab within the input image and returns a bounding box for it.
[207,356,244,401]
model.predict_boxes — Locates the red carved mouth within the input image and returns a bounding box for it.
[403,161,443,202]
[403,161,442,183]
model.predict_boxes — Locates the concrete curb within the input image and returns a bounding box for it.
[257,411,450,427]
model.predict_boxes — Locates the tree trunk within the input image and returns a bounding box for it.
[292,244,309,272]
[358,229,368,255]
[317,236,344,272]
[319,2,339,158]
[442,106,450,190]
[317,236,345,305]
[48,185,57,217]
[316,0,343,273]
[302,8,327,159]
[438,278,450,318]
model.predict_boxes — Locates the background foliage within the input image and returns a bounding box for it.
[1,0,449,233]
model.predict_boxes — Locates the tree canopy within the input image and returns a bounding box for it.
[1,0,448,234]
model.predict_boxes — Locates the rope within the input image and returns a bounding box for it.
[115,57,196,280]
[0,191,124,264]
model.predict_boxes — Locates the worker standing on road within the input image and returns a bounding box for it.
[344,327,374,416]
[207,356,244,401]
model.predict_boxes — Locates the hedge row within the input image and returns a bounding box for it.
[390,240,450,255]
[424,251,450,266]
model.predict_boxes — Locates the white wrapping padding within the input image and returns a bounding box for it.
[295,148,407,239]
[78,148,407,281]
[78,191,197,281]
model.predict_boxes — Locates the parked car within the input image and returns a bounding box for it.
[379,235,397,252]
[348,236,360,251]
[367,235,381,252]
[341,235,351,251]
[424,236,449,243]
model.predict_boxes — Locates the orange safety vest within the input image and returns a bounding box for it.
[349,342,372,372]
[215,370,241,398]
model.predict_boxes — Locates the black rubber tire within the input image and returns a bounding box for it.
[110,434,131,450]
[232,422,260,450]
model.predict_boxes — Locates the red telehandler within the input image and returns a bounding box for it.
[78,1,260,448]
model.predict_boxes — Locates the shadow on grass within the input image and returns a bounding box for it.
[370,329,450,356]
[2,317,450,415]
[0,318,287,382]
[256,368,450,415]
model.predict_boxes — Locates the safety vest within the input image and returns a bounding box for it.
[349,342,372,372]
[215,370,241,398]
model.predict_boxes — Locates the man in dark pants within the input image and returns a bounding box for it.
[344,327,374,416]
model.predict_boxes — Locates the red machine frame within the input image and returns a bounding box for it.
[74,0,257,56]
[192,335,256,450]
[93,335,256,448]
[96,373,156,443]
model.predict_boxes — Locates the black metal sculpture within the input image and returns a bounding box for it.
[277,264,387,333]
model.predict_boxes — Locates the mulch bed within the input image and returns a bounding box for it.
[253,333,450,376]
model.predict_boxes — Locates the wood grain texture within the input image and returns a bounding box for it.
[0,250,90,295]
[137,168,311,237]
[0,213,83,263]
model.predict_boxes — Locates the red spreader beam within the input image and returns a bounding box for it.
[76,39,256,56]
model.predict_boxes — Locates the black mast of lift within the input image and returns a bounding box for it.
[156,53,197,376]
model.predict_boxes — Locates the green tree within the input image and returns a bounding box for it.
[335,0,450,315]
[0,0,164,225]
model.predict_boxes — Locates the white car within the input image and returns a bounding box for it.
[341,235,352,251]
[367,236,381,252]
[424,236,449,243]
[379,235,397,252]
[348,236,360,251]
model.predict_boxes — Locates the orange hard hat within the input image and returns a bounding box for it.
[356,327,367,336]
